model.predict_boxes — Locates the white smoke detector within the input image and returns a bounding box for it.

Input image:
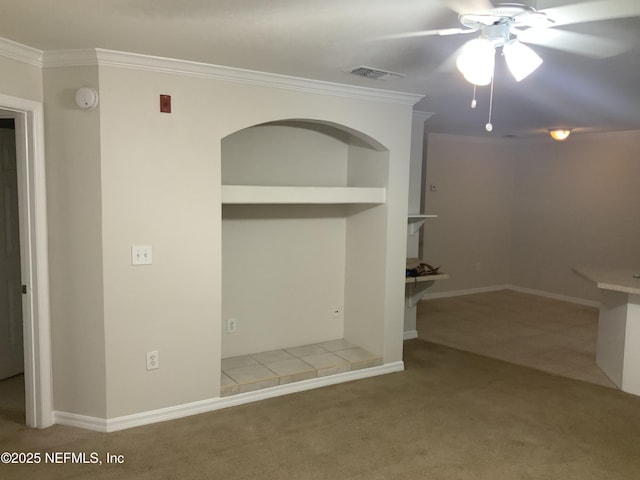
[75,87,99,110]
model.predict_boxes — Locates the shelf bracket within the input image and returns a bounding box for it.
[406,279,435,308]
[407,214,438,236]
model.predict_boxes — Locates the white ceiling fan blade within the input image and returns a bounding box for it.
[515,12,556,29]
[438,28,479,36]
[516,27,630,58]
[540,0,640,27]
[378,27,476,40]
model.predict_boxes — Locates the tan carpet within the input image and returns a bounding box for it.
[2,339,640,479]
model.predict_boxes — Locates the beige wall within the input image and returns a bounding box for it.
[512,131,640,301]
[222,206,348,356]
[222,123,349,186]
[221,123,393,359]
[43,65,106,418]
[221,125,349,357]
[0,55,42,101]
[422,131,640,303]
[344,203,388,356]
[47,59,414,419]
[96,66,224,417]
[422,134,515,294]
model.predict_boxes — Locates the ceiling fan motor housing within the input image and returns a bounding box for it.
[483,22,512,47]
[459,4,550,48]
[459,3,552,43]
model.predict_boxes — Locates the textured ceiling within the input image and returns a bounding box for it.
[1,0,639,138]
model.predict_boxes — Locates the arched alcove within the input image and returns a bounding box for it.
[220,119,390,396]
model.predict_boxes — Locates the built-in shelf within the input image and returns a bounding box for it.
[405,273,449,284]
[408,214,438,235]
[222,121,392,402]
[222,185,386,205]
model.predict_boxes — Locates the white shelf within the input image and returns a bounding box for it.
[408,214,438,235]
[222,185,386,205]
[405,273,449,284]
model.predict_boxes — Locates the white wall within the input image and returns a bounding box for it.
[422,131,640,303]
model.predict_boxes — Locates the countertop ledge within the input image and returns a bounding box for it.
[573,267,640,296]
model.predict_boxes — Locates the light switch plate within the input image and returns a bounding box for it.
[132,245,153,265]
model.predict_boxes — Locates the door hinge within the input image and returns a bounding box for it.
[22,285,27,294]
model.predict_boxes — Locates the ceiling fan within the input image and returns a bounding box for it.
[383,0,640,132]
[453,4,550,85]
[396,1,639,55]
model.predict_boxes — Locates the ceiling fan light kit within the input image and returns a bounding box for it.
[549,129,572,141]
[502,40,543,82]
[451,3,552,132]
[381,1,638,136]
[455,6,545,87]
[456,37,496,86]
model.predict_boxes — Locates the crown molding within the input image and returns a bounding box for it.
[412,110,434,122]
[427,132,520,146]
[0,37,423,106]
[0,37,43,67]
[42,48,99,68]
[42,47,424,106]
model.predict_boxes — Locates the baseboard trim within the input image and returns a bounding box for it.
[506,284,599,308]
[53,361,404,433]
[422,285,509,300]
[403,330,418,340]
[420,283,598,308]
[53,411,108,432]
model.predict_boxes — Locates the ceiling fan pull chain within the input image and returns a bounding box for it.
[471,84,477,109]
[485,75,494,132]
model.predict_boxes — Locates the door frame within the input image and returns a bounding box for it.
[0,93,53,428]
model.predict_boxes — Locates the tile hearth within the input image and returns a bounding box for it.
[221,339,382,397]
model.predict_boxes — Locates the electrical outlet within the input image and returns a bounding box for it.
[331,306,343,319]
[227,318,237,334]
[146,350,159,370]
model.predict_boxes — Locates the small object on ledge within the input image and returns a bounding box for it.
[407,264,440,277]
[406,258,441,278]
[404,262,450,308]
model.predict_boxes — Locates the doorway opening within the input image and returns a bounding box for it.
[0,117,25,423]
[0,96,53,429]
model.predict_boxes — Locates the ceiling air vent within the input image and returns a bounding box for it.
[349,66,405,81]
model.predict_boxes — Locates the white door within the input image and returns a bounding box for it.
[0,125,24,380]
